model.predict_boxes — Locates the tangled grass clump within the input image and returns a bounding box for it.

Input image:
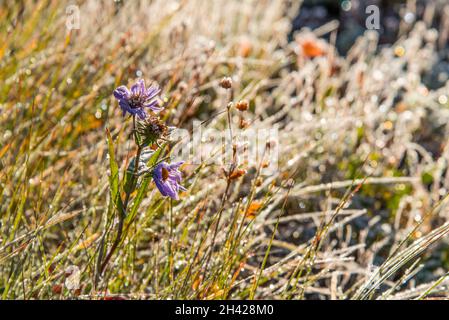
[1,0,449,300]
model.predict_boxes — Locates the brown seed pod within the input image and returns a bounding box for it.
[235,100,249,111]
[245,201,263,219]
[219,77,233,89]
[261,161,270,168]
[229,168,246,180]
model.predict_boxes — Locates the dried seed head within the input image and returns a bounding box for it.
[235,100,249,111]
[229,168,246,180]
[136,115,168,146]
[219,77,233,89]
[295,33,328,59]
[244,201,262,219]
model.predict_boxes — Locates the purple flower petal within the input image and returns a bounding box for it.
[144,100,162,112]
[144,87,160,101]
[113,86,130,100]
[136,109,147,120]
[170,161,184,168]
[119,100,131,113]
[131,79,145,95]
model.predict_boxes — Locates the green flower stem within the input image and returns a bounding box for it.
[100,116,142,276]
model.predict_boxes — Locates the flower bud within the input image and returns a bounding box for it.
[235,100,249,111]
[219,77,233,89]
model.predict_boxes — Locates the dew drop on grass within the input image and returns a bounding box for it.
[373,70,384,81]
[438,95,448,105]
[174,260,186,270]
[3,130,12,140]
[341,0,351,11]
[404,12,415,24]
[65,265,81,290]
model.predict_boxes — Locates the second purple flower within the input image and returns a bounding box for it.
[153,161,186,200]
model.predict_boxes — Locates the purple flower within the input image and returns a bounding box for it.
[113,79,162,119]
[153,161,186,200]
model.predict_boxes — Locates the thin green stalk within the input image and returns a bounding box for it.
[99,116,142,276]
